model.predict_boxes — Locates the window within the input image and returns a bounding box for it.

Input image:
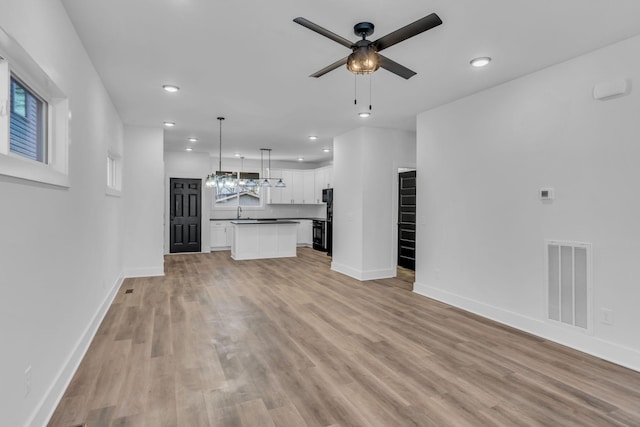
[106,152,122,196]
[10,76,47,162]
[0,26,69,187]
[213,171,263,208]
[11,78,27,117]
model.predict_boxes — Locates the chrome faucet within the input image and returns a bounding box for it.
[236,206,242,219]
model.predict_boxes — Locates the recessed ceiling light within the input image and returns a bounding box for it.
[322,148,331,153]
[163,121,176,127]
[162,84,180,93]
[185,147,193,152]
[308,135,318,140]
[297,157,304,162]
[359,112,371,118]
[234,153,241,157]
[470,57,491,68]
[188,137,198,142]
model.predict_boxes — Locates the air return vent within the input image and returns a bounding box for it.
[546,240,592,331]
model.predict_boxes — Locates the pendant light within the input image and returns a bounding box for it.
[238,156,246,186]
[205,117,237,189]
[260,149,272,187]
[259,148,286,188]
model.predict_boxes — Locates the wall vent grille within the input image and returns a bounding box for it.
[546,240,592,332]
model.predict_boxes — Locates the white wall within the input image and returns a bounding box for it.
[0,0,126,425]
[123,126,165,276]
[332,127,416,280]
[415,35,640,370]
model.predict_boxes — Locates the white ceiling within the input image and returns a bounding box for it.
[60,0,640,165]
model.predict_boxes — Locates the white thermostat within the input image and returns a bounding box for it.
[540,188,555,201]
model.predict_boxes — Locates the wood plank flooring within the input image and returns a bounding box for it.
[49,248,640,426]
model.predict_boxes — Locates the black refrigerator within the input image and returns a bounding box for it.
[322,188,333,256]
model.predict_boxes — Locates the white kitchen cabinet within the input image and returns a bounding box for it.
[291,170,316,204]
[267,168,280,204]
[325,166,332,188]
[291,170,304,204]
[314,166,333,203]
[231,222,298,260]
[268,168,324,204]
[269,169,292,204]
[210,220,232,250]
[302,170,315,204]
[296,220,312,246]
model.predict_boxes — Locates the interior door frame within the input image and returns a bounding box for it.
[165,175,208,254]
[169,177,202,253]
[392,165,417,272]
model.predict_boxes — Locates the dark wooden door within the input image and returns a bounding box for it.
[398,170,416,270]
[170,178,201,253]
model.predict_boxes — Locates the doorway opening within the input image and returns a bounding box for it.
[397,170,416,283]
[169,178,202,253]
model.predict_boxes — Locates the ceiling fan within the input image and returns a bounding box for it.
[293,13,442,79]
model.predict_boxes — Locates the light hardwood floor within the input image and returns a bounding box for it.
[49,248,640,426]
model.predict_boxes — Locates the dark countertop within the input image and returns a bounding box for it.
[230,219,299,225]
[211,217,326,222]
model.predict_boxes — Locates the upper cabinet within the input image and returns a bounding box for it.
[268,166,331,205]
[314,166,332,203]
[267,169,292,204]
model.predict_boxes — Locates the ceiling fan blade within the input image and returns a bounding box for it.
[310,57,349,78]
[293,17,354,49]
[378,55,416,79]
[372,13,442,52]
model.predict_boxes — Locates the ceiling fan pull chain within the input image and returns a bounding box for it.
[354,74,357,105]
[369,73,372,111]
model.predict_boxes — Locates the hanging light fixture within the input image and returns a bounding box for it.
[259,148,286,188]
[205,117,237,189]
[260,149,272,187]
[346,46,380,75]
[238,156,246,186]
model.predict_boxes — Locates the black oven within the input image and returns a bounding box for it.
[312,220,326,251]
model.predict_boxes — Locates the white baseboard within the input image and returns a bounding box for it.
[331,262,395,281]
[30,274,124,427]
[124,266,164,278]
[413,281,640,373]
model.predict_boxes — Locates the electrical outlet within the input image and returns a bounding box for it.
[601,308,614,325]
[24,366,32,397]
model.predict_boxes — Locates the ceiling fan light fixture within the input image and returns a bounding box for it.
[470,57,491,68]
[347,47,380,75]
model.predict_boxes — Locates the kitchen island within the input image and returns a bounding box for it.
[230,220,299,260]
